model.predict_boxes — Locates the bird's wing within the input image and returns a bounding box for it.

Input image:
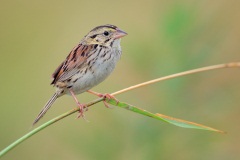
[51,44,93,85]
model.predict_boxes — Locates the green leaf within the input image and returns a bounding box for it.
[107,98,225,133]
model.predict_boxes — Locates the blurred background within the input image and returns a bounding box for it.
[0,0,240,159]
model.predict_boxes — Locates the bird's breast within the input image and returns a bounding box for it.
[66,46,121,95]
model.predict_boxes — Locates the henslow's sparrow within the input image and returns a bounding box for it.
[33,24,127,125]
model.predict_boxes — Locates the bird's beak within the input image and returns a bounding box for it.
[114,28,128,39]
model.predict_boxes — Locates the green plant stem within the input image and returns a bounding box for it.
[0,98,104,157]
[0,62,239,157]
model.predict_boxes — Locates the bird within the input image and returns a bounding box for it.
[33,24,127,125]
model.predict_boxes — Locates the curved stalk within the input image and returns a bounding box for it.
[0,62,239,157]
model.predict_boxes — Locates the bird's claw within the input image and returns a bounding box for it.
[99,93,119,108]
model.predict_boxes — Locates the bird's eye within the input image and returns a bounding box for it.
[103,31,109,36]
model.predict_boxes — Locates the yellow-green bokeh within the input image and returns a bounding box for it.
[1,0,240,160]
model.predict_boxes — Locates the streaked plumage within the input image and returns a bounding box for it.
[33,24,127,125]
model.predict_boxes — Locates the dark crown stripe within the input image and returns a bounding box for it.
[91,24,117,31]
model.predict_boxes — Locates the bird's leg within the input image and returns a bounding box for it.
[87,90,119,108]
[69,89,87,118]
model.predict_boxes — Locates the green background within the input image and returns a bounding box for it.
[1,0,240,159]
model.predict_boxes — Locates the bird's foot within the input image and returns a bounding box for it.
[69,89,88,120]
[76,103,88,120]
[87,90,119,108]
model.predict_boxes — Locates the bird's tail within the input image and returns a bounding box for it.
[33,93,59,125]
